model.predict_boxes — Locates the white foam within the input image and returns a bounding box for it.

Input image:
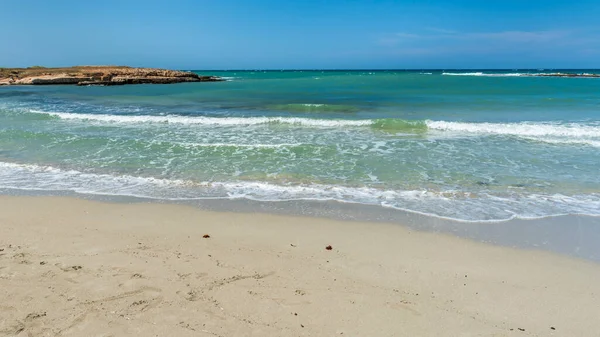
[1,160,600,222]
[426,120,600,139]
[0,161,459,211]
[175,142,305,149]
[426,120,600,147]
[442,72,527,77]
[442,72,485,76]
[26,109,600,147]
[30,110,372,127]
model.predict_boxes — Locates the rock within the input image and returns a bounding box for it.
[0,66,224,86]
[525,73,600,78]
[17,75,93,85]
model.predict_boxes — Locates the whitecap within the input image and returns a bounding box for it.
[1,161,600,222]
[29,110,373,127]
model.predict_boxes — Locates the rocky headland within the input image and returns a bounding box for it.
[524,73,600,78]
[0,66,223,86]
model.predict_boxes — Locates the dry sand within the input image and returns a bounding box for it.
[1,196,599,337]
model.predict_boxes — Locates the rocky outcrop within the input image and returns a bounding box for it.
[15,75,93,85]
[524,73,600,78]
[0,66,223,86]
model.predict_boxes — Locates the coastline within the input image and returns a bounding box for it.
[1,195,599,336]
[3,187,600,262]
[0,66,222,86]
[2,70,600,227]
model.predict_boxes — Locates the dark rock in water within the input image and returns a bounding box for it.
[77,80,122,86]
[525,73,600,78]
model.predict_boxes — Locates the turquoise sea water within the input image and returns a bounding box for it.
[1,70,600,222]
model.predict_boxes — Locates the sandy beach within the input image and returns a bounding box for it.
[1,196,599,337]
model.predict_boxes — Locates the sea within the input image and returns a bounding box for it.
[1,70,600,257]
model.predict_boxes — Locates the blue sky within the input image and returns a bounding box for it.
[1,0,599,69]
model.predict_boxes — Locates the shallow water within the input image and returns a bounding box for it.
[1,70,600,222]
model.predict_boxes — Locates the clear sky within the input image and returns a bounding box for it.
[1,0,599,69]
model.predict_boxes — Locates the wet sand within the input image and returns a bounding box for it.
[1,196,599,336]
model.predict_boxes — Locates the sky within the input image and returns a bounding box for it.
[1,0,599,69]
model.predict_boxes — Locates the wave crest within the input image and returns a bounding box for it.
[26,110,600,147]
[1,161,599,222]
[427,121,600,147]
[31,110,373,127]
[442,72,527,77]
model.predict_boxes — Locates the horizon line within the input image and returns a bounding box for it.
[3,65,598,71]
[185,68,599,71]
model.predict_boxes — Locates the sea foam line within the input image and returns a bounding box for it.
[427,121,600,138]
[173,142,305,149]
[442,72,528,77]
[30,110,372,127]
[1,161,600,222]
[0,160,466,208]
[427,121,600,147]
[27,109,600,146]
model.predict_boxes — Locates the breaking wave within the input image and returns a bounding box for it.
[442,72,529,77]
[1,161,600,222]
[23,110,600,147]
[30,110,373,127]
[427,121,600,147]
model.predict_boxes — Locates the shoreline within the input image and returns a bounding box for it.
[3,187,600,262]
[0,66,223,86]
[1,195,600,336]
